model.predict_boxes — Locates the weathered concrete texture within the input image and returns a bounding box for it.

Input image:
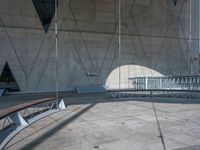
[0,0,199,92]
[4,95,200,150]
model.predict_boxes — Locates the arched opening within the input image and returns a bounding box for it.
[105,64,164,89]
[0,62,20,92]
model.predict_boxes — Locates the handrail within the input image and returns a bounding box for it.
[107,88,200,99]
[128,75,200,79]
[129,76,200,91]
[0,98,55,119]
[0,97,66,150]
[107,88,200,92]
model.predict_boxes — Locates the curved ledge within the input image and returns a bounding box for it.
[0,98,66,150]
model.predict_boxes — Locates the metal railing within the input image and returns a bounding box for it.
[108,76,200,99]
[0,98,66,150]
[129,76,200,91]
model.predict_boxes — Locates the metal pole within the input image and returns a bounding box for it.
[118,0,121,99]
[189,0,192,76]
[55,0,58,100]
[189,0,192,93]
[199,0,200,56]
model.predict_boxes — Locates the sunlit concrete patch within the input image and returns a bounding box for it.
[106,65,164,89]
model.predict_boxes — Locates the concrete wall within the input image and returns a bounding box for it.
[0,0,199,92]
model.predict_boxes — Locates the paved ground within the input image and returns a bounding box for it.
[1,93,200,150]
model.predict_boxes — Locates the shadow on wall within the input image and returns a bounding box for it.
[105,64,164,89]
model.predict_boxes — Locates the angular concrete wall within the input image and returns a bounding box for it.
[0,0,199,92]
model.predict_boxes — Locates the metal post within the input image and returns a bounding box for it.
[10,113,28,126]
[189,0,192,75]
[58,99,66,110]
[55,0,59,100]
[160,77,162,89]
[145,77,148,90]
[118,0,121,99]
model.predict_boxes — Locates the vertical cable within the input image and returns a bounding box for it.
[189,0,192,75]
[55,0,58,100]
[118,0,121,99]
[189,0,192,92]
[199,0,200,55]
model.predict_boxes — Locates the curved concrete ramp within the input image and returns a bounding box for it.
[5,100,200,150]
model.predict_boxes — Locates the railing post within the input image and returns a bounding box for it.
[160,77,162,89]
[145,77,148,90]
[58,99,66,110]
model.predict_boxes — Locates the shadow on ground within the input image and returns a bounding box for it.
[16,103,96,150]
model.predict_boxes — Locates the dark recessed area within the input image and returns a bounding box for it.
[173,0,177,6]
[32,0,55,33]
[0,62,20,92]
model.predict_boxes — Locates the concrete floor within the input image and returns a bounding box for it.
[2,93,200,150]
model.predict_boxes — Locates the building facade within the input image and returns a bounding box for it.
[0,0,199,92]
